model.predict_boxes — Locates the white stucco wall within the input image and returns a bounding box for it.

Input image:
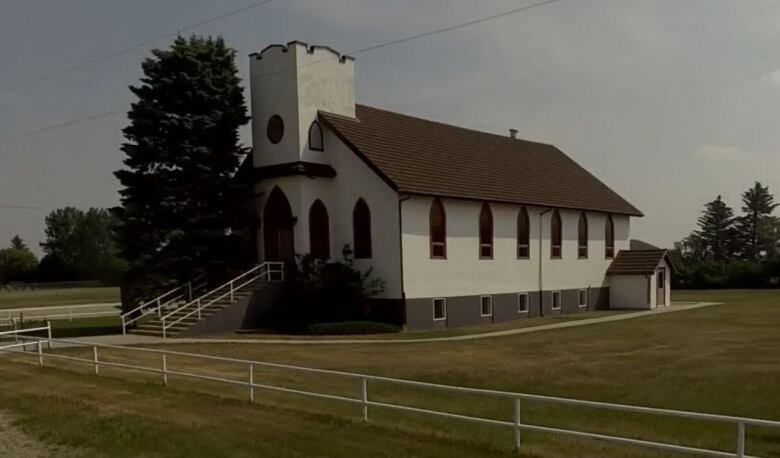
[254,128,402,299]
[400,196,631,299]
[610,275,650,309]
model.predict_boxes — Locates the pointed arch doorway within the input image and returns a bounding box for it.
[263,187,295,262]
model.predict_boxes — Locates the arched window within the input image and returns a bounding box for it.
[308,200,330,259]
[353,198,372,259]
[308,121,324,151]
[605,214,615,259]
[551,209,562,259]
[479,202,493,259]
[430,199,446,259]
[517,207,530,259]
[578,212,588,259]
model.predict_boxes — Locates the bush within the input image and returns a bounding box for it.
[308,321,401,335]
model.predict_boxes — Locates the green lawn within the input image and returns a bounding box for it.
[1,290,780,457]
[0,287,120,309]
[50,316,123,338]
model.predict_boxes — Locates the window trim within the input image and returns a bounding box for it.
[578,212,588,259]
[432,298,447,321]
[308,120,324,151]
[517,293,529,314]
[429,198,447,259]
[479,202,494,259]
[551,210,562,259]
[551,291,562,310]
[578,289,588,308]
[517,206,530,259]
[480,295,493,317]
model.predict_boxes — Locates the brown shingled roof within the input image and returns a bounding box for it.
[607,250,673,275]
[320,105,642,216]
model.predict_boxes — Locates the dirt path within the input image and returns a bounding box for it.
[0,411,60,458]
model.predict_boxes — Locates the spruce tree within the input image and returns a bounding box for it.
[114,36,249,303]
[735,182,778,259]
[692,195,736,261]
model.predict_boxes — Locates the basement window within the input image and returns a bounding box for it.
[578,289,588,308]
[518,293,529,313]
[480,296,493,317]
[552,291,562,310]
[433,298,447,321]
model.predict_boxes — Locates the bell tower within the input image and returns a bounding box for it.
[249,41,355,167]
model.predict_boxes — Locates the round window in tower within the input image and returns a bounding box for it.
[267,115,285,144]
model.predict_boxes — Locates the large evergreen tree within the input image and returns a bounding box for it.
[114,36,249,303]
[688,195,737,262]
[735,182,778,260]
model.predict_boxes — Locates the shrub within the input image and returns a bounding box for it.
[308,321,401,335]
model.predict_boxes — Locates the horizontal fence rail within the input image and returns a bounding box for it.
[3,304,120,322]
[2,335,779,457]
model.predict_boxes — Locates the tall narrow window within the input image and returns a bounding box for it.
[308,121,324,151]
[353,198,372,259]
[517,207,530,259]
[479,202,493,259]
[578,212,588,259]
[430,199,446,259]
[308,200,330,259]
[551,210,562,259]
[605,215,615,259]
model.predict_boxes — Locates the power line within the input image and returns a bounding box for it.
[0,0,560,143]
[0,204,51,211]
[251,0,560,81]
[0,109,125,143]
[2,0,276,95]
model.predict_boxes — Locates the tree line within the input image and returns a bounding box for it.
[674,182,780,288]
[0,207,125,285]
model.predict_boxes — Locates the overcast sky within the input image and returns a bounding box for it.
[2,0,780,255]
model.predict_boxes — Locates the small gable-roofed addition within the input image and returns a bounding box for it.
[607,249,676,275]
[353,198,372,259]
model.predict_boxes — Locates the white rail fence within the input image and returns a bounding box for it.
[121,280,206,334]
[160,262,284,338]
[0,323,52,353]
[3,335,779,457]
[3,304,119,323]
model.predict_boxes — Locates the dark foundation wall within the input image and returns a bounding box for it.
[404,287,609,330]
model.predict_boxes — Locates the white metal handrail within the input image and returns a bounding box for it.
[4,333,780,457]
[160,262,283,338]
[121,280,205,334]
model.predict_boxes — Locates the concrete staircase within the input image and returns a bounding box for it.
[128,263,284,338]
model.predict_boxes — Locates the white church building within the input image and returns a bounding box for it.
[246,41,673,330]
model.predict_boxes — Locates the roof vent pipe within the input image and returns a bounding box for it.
[509,129,518,139]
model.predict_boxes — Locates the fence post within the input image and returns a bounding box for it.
[162,354,168,386]
[121,315,126,335]
[197,299,202,320]
[188,282,193,301]
[157,298,162,317]
[736,422,746,458]
[47,321,52,349]
[249,363,255,403]
[513,398,522,451]
[93,346,99,376]
[162,317,167,339]
[230,281,234,302]
[37,340,43,366]
[361,378,368,421]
